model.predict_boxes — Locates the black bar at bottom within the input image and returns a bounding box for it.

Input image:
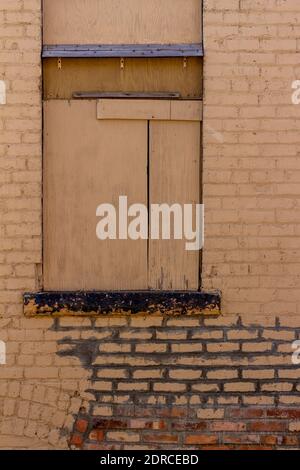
[0,450,296,466]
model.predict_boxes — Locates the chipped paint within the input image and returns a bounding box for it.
[24,290,221,317]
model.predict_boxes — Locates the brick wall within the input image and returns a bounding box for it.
[202,0,300,315]
[64,315,300,450]
[0,0,299,450]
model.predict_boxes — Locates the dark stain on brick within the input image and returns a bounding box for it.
[57,338,99,367]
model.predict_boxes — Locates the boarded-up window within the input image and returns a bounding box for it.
[42,1,203,292]
[44,100,201,291]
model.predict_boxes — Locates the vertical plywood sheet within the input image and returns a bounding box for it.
[43,0,202,45]
[44,100,148,291]
[149,121,200,290]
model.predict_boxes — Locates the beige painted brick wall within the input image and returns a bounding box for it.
[0,0,92,449]
[202,0,300,315]
[0,0,42,316]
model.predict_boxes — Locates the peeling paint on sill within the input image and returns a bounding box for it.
[23,291,221,317]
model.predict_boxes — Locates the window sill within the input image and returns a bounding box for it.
[23,290,221,317]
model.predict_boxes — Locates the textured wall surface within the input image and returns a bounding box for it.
[0,0,299,450]
[65,314,300,450]
[202,0,300,315]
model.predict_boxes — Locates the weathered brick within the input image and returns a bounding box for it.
[133,369,164,380]
[143,433,178,444]
[185,434,218,445]
[243,369,275,379]
[153,383,186,393]
[75,419,88,434]
[224,382,255,392]
[169,369,202,380]
[135,344,167,354]
[107,432,140,443]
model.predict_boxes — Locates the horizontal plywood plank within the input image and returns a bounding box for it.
[43,0,202,45]
[171,100,203,121]
[97,99,170,120]
[97,99,203,121]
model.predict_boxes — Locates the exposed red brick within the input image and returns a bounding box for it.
[248,421,287,433]
[143,433,178,443]
[69,434,83,448]
[223,434,260,445]
[283,436,299,446]
[260,435,278,446]
[201,445,233,451]
[133,407,188,419]
[89,430,105,441]
[94,419,128,430]
[75,419,88,433]
[267,409,300,419]
[171,421,207,431]
[185,435,218,445]
[229,408,265,419]
[210,421,246,432]
[235,446,273,451]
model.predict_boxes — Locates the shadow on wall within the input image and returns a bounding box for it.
[53,315,300,450]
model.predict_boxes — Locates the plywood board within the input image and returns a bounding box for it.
[43,0,202,45]
[44,100,148,291]
[171,100,203,121]
[149,121,201,290]
[97,99,202,121]
[97,99,170,121]
[43,58,203,101]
